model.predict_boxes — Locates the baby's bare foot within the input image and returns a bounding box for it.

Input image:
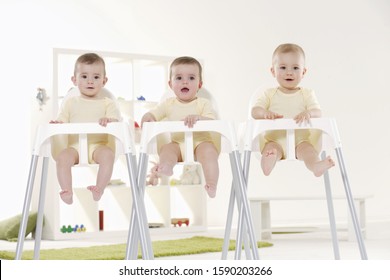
[261,148,278,176]
[156,163,174,177]
[146,162,174,186]
[312,156,335,177]
[60,190,73,205]
[204,184,217,198]
[87,185,104,201]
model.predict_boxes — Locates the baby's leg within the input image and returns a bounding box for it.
[296,142,335,177]
[195,142,219,198]
[55,148,78,204]
[145,142,181,186]
[261,142,283,176]
[156,142,181,176]
[88,146,115,201]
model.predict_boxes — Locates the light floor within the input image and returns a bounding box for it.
[1,220,390,260]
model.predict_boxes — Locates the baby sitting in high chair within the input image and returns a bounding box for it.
[251,43,335,177]
[141,56,220,198]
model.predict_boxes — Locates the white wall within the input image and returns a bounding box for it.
[1,0,389,227]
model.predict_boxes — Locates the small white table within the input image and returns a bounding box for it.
[249,194,373,241]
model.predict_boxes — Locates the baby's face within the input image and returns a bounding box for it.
[72,62,107,98]
[271,52,306,93]
[169,64,202,103]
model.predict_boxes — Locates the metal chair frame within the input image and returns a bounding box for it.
[15,122,153,259]
[225,118,368,259]
[126,120,260,260]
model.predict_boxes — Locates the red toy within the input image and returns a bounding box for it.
[171,218,190,227]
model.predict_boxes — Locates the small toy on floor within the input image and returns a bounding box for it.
[171,218,190,227]
[60,224,86,233]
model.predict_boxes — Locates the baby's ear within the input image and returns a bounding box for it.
[103,76,108,85]
[270,67,276,77]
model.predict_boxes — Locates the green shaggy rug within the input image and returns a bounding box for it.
[0,236,272,260]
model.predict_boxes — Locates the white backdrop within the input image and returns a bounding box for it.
[0,0,389,227]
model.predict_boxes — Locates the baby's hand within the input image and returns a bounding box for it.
[99,117,116,127]
[263,110,283,120]
[141,113,156,128]
[294,111,311,125]
[184,115,201,128]
[49,120,63,124]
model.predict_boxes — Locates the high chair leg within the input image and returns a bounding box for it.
[235,200,253,260]
[233,171,247,260]
[321,152,341,260]
[222,150,259,260]
[221,183,236,259]
[233,177,244,260]
[235,196,255,258]
[136,153,154,259]
[126,209,139,259]
[239,151,254,259]
[335,147,368,260]
[236,150,254,260]
[33,156,50,259]
[222,181,253,260]
[229,150,259,260]
[126,155,153,259]
[125,153,145,260]
[15,155,39,260]
[125,152,154,260]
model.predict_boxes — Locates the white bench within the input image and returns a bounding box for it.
[249,194,373,241]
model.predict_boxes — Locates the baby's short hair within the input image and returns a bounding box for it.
[169,56,203,82]
[272,43,305,65]
[74,53,106,76]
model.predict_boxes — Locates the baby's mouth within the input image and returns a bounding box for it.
[181,87,189,93]
[285,78,294,81]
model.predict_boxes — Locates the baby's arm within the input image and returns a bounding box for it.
[294,108,322,124]
[252,106,283,120]
[141,112,157,127]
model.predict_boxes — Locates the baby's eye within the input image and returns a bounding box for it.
[175,76,182,80]
[94,75,101,80]
[189,76,195,80]
[81,74,88,79]
[279,66,286,70]
[293,66,300,70]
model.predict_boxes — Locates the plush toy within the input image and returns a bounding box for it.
[146,162,160,186]
[175,164,201,185]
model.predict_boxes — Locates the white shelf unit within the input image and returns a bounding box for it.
[37,162,131,240]
[145,184,207,231]
[43,186,206,240]
[38,157,207,240]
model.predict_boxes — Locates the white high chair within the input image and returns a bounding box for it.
[232,117,368,260]
[126,89,259,260]
[15,89,153,260]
